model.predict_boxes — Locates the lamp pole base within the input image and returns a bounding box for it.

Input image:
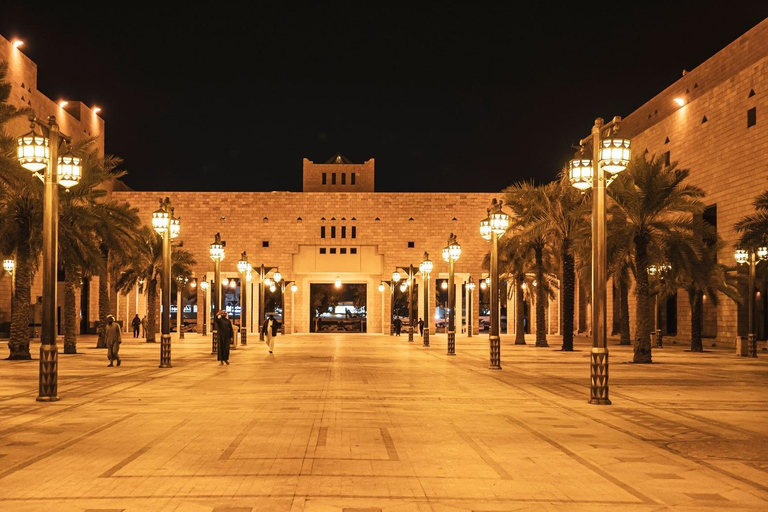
[749,333,757,358]
[37,343,59,402]
[489,335,501,369]
[211,330,218,355]
[408,328,413,342]
[589,347,611,405]
[159,334,172,368]
[447,330,456,355]
[241,330,247,345]
[423,328,430,347]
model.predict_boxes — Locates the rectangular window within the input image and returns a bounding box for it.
[351,226,356,239]
[320,226,326,238]
[408,241,415,248]
[322,173,327,185]
[319,248,327,254]
[748,107,757,128]
[350,248,357,254]
[341,173,346,185]
[330,248,337,254]
[341,226,346,238]
[663,151,670,166]
[703,204,717,248]
[332,173,337,185]
[331,226,336,238]
[340,248,347,254]
[262,241,269,248]
[351,172,356,185]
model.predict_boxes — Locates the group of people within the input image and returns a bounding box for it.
[215,310,281,365]
[392,317,425,336]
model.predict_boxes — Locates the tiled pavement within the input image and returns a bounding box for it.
[0,332,766,511]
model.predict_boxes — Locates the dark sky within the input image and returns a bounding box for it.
[2,3,766,193]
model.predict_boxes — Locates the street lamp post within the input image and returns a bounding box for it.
[480,198,510,370]
[735,247,768,357]
[569,116,631,405]
[237,252,249,345]
[175,275,189,340]
[648,263,671,348]
[272,271,294,335]
[17,116,82,401]
[209,233,225,354]
[443,234,462,356]
[256,264,278,340]
[200,280,209,335]
[391,271,402,335]
[419,253,433,347]
[4,259,14,329]
[152,198,179,368]
[467,277,475,338]
[395,264,418,342]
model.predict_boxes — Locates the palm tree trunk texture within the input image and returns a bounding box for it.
[561,244,574,351]
[96,268,109,348]
[689,289,704,352]
[633,239,653,363]
[63,267,78,354]
[8,244,32,360]
[619,268,631,345]
[535,246,548,347]
[146,279,157,342]
[515,274,526,345]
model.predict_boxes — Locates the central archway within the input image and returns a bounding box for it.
[309,283,367,333]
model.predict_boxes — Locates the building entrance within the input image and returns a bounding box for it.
[309,283,367,333]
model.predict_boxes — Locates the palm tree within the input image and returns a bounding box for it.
[114,226,195,342]
[735,189,768,248]
[497,235,537,344]
[608,156,705,363]
[607,206,634,345]
[504,181,558,347]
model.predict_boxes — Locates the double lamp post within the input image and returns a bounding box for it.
[735,246,768,357]
[151,197,180,368]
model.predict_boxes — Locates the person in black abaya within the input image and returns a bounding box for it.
[216,310,233,365]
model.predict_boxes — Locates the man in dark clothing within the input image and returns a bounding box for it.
[418,318,424,336]
[216,311,233,365]
[131,314,141,338]
[393,317,402,336]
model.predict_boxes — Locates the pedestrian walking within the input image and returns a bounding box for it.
[216,310,232,365]
[418,318,424,336]
[131,314,141,338]
[263,314,280,353]
[393,317,402,336]
[141,315,147,338]
[105,315,122,367]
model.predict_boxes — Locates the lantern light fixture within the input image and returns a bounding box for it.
[673,97,685,107]
[759,247,768,260]
[399,282,408,292]
[442,234,461,262]
[209,238,225,262]
[273,271,282,283]
[12,40,23,49]
[441,280,448,290]
[568,153,593,191]
[200,280,208,291]
[3,259,14,273]
[291,283,298,293]
[378,282,386,293]
[269,283,277,293]
[599,137,631,174]
[17,126,49,172]
[419,252,433,275]
[334,276,342,288]
[169,216,180,239]
[392,271,401,283]
[237,253,249,273]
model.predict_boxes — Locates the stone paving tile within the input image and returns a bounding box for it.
[0,333,767,510]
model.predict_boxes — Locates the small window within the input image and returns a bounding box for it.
[321,226,326,238]
[322,173,327,185]
[331,226,336,238]
[341,226,346,238]
[663,151,670,166]
[330,248,337,254]
[350,248,357,254]
[408,241,415,248]
[341,173,346,185]
[262,241,269,248]
[319,248,327,254]
[351,226,356,239]
[748,107,757,128]
[340,248,347,254]
[351,172,356,185]
[332,173,337,185]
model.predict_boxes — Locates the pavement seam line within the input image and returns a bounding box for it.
[99,419,188,478]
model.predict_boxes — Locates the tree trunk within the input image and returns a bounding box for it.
[689,288,704,352]
[8,243,33,360]
[515,274,526,345]
[619,267,631,345]
[146,278,157,342]
[96,250,110,348]
[63,266,78,354]
[535,245,548,347]
[561,241,574,351]
[633,238,653,363]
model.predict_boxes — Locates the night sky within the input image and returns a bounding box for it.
[2,3,766,193]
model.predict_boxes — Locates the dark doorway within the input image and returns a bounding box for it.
[310,283,367,333]
[80,277,90,334]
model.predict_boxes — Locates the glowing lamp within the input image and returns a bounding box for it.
[392,271,401,283]
[480,279,487,290]
[441,281,448,290]
[269,283,276,293]
[17,129,49,172]
[93,107,101,114]
[209,241,225,262]
[569,156,593,190]
[419,253,433,275]
[399,282,408,292]
[264,277,273,287]
[442,240,461,263]
[489,210,509,235]
[200,281,208,290]
[169,217,180,239]
[12,40,23,48]
[3,260,14,273]
[466,277,475,291]
[152,207,170,234]
[479,217,492,240]
[291,283,298,293]
[59,101,68,108]
[673,98,685,107]
[759,247,768,260]
[237,257,249,273]
[222,278,229,286]
[273,271,282,283]
[334,277,342,288]
[378,283,386,293]
[648,265,658,276]
[599,137,631,174]
[229,280,237,289]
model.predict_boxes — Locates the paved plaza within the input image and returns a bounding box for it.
[0,332,767,511]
